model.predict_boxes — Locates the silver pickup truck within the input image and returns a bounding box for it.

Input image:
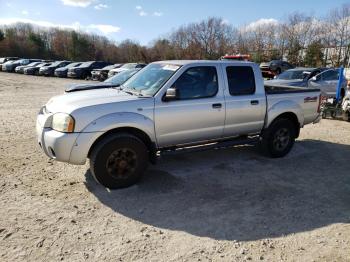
[36,60,321,188]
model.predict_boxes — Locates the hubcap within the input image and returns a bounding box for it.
[272,128,290,151]
[106,148,137,179]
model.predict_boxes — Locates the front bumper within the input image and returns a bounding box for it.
[36,112,99,165]
[67,71,79,78]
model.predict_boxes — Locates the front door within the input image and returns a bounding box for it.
[154,65,225,147]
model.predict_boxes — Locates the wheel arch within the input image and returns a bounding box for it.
[87,127,157,162]
[267,112,300,138]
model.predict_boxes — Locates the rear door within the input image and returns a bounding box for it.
[154,64,225,147]
[222,65,266,137]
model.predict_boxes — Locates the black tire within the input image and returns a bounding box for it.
[90,133,149,189]
[260,118,296,158]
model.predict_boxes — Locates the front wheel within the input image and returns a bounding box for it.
[90,133,149,189]
[260,118,296,158]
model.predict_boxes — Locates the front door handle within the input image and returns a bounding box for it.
[212,103,222,109]
[251,100,259,105]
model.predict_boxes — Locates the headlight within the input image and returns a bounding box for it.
[52,113,75,133]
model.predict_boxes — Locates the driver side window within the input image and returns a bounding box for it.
[172,66,218,100]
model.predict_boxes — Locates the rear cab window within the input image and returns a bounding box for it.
[225,66,256,95]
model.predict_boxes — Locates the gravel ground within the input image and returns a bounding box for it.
[0,71,349,262]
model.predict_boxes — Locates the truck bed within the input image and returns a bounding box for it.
[265,84,320,94]
[264,84,321,127]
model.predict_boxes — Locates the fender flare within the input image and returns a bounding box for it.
[68,112,156,165]
[265,100,304,129]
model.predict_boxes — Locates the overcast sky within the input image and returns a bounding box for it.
[0,0,348,45]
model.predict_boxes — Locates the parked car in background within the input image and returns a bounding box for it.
[2,59,41,72]
[15,61,43,74]
[67,61,110,79]
[260,60,294,78]
[308,68,348,98]
[39,61,71,76]
[0,57,18,70]
[36,60,321,189]
[24,62,52,75]
[265,67,316,86]
[65,68,141,92]
[108,63,146,78]
[54,62,82,78]
[265,67,347,98]
[91,64,123,81]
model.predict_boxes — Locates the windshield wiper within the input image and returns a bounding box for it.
[111,84,121,89]
[121,89,135,96]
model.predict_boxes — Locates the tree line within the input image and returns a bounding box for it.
[1,3,350,67]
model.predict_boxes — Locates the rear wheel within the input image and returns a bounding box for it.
[261,118,296,158]
[90,133,149,189]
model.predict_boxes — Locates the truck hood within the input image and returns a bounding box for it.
[45,88,154,132]
[65,82,116,92]
[46,88,142,113]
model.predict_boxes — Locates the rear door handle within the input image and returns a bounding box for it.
[212,103,222,109]
[251,100,259,105]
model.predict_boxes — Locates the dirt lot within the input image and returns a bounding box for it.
[0,71,349,262]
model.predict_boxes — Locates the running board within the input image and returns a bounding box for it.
[159,136,260,156]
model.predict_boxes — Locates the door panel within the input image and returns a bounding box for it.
[154,65,225,147]
[222,65,266,137]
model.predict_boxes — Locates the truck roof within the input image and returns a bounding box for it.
[153,60,255,66]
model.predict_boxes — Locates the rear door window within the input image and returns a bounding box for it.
[226,66,256,95]
[322,70,339,81]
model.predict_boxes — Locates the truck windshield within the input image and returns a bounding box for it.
[122,63,181,96]
[105,69,139,85]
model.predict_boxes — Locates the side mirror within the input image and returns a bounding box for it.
[163,88,178,101]
[310,76,317,81]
